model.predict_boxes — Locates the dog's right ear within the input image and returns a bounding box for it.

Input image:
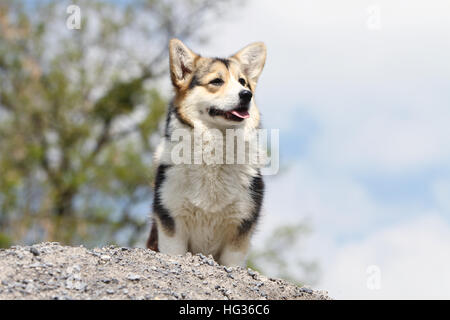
[169,39,198,89]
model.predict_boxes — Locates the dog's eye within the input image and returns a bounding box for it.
[209,78,224,86]
[239,78,246,86]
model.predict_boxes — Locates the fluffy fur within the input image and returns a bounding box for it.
[146,39,267,267]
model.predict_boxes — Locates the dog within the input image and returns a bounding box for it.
[146,39,266,267]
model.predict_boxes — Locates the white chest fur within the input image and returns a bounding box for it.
[154,125,262,257]
[161,163,257,254]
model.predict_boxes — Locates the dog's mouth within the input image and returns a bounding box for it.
[208,106,250,122]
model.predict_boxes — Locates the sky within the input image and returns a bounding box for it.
[194,0,450,299]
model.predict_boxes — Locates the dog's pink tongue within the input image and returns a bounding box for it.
[231,110,250,119]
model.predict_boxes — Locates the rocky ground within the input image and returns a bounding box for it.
[0,242,330,300]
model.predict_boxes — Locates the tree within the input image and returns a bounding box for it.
[0,0,237,247]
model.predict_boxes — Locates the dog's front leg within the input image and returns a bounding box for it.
[157,219,188,255]
[219,234,251,267]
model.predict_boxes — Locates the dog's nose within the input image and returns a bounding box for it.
[239,90,252,104]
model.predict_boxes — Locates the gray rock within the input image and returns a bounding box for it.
[126,273,141,281]
[0,242,331,300]
[29,247,40,256]
[100,255,111,261]
[224,266,233,273]
[300,287,313,294]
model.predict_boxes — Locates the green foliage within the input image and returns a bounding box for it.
[0,0,235,247]
[247,222,320,286]
[0,232,11,248]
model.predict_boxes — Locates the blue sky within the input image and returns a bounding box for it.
[194,0,450,298]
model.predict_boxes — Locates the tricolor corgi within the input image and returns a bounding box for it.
[146,39,267,267]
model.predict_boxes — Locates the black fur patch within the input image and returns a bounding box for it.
[238,172,264,236]
[153,164,175,234]
[164,105,173,138]
[146,218,159,251]
[214,58,230,69]
[164,100,193,138]
[188,74,200,90]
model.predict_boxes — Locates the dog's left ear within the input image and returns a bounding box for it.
[232,42,266,84]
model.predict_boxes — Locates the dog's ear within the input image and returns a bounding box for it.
[169,39,198,88]
[232,42,266,84]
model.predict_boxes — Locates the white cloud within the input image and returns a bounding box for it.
[319,214,450,299]
[252,163,450,299]
[310,106,450,173]
[258,162,382,237]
